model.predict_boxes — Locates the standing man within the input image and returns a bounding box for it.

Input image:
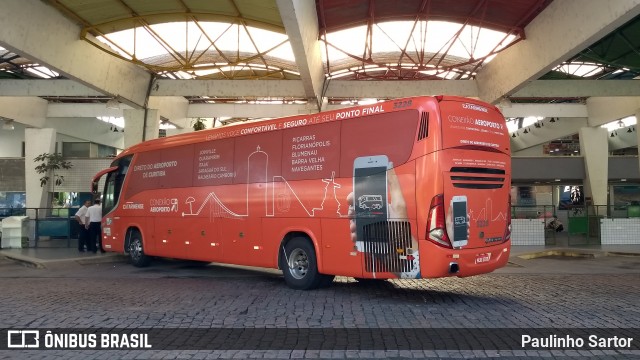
[74,200,91,252]
[85,199,103,253]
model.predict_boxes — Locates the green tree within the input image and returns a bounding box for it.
[192,118,206,131]
[34,153,73,196]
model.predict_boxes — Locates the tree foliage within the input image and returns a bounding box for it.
[34,153,73,188]
[192,118,206,131]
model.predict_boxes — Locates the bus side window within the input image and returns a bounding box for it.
[124,145,193,198]
[234,131,283,185]
[281,121,341,180]
[193,138,235,187]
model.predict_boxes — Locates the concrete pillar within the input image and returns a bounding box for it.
[553,185,561,210]
[578,127,608,208]
[24,128,56,211]
[123,109,160,148]
[276,0,325,105]
[636,109,640,175]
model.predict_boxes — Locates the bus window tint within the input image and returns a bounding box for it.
[193,138,235,187]
[234,131,283,185]
[282,121,341,180]
[125,144,194,198]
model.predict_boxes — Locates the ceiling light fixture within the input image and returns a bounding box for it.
[2,119,15,130]
[106,98,120,110]
[499,98,512,108]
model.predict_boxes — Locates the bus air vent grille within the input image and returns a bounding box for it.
[362,220,414,273]
[450,167,505,189]
[417,112,429,141]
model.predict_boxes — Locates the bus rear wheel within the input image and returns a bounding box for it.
[280,237,332,290]
[129,231,151,267]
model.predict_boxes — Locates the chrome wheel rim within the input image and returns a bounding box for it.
[288,248,308,280]
[131,239,143,260]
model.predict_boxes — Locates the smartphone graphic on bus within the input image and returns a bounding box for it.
[353,155,389,252]
[451,195,468,248]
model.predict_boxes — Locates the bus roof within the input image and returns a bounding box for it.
[114,95,502,160]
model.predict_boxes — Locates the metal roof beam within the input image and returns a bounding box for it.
[512,80,640,98]
[0,0,151,108]
[188,102,313,118]
[152,79,640,99]
[150,79,478,98]
[325,80,478,98]
[276,0,325,108]
[4,78,640,101]
[46,103,129,118]
[511,117,589,152]
[500,104,588,118]
[0,79,103,97]
[0,96,48,128]
[476,0,640,104]
[43,98,592,120]
[586,96,640,126]
[151,79,305,97]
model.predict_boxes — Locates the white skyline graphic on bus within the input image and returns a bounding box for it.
[181,146,346,220]
[468,197,507,226]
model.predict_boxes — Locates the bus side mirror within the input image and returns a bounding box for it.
[91,181,98,194]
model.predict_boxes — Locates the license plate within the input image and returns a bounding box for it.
[475,253,491,264]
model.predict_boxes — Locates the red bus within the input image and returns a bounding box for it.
[92,96,512,290]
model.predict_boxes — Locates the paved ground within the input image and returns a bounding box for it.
[0,252,639,359]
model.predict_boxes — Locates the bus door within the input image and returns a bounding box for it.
[95,156,132,252]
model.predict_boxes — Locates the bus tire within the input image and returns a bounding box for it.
[129,231,151,267]
[280,237,327,290]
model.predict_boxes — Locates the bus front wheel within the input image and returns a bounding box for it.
[129,231,151,267]
[280,237,332,290]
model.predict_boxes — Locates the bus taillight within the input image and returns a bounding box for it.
[503,194,512,242]
[427,194,452,248]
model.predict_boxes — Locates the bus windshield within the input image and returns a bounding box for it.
[95,156,132,215]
